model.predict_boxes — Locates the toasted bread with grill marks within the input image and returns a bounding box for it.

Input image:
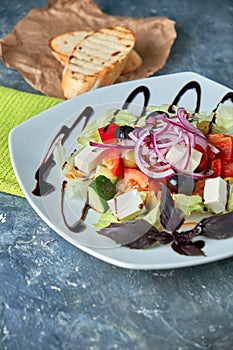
[61,26,136,98]
[49,30,91,65]
[50,29,142,74]
[121,48,142,74]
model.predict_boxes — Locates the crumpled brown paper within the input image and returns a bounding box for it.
[0,0,177,98]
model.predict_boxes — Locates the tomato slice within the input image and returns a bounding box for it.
[102,149,122,176]
[98,123,119,144]
[194,144,208,172]
[123,168,149,191]
[221,162,233,179]
[193,178,207,197]
[210,158,222,177]
[208,133,225,140]
[208,134,233,163]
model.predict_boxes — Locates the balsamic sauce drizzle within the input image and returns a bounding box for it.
[212,91,233,118]
[212,91,233,112]
[32,106,94,197]
[122,86,150,116]
[209,91,233,132]
[32,81,233,235]
[111,86,150,124]
[61,181,90,232]
[168,81,201,114]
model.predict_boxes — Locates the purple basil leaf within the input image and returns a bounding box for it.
[199,212,233,239]
[160,185,185,232]
[98,219,158,246]
[160,185,174,223]
[124,231,158,249]
[172,231,198,244]
[193,240,205,250]
[171,240,206,256]
[148,230,173,244]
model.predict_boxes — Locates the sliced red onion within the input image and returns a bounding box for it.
[177,108,203,136]
[150,132,166,163]
[89,141,134,150]
[90,108,216,180]
[132,108,217,179]
[129,124,151,140]
[133,129,174,178]
[145,113,167,124]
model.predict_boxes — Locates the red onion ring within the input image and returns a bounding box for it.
[90,108,217,179]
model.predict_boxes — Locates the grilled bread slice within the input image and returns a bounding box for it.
[61,26,136,98]
[121,49,142,74]
[50,28,141,75]
[49,30,91,65]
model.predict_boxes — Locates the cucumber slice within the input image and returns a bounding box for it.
[95,165,118,184]
[88,175,116,213]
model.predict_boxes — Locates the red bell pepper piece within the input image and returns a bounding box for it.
[102,149,122,176]
[98,123,119,144]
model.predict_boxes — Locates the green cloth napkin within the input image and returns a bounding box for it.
[0,86,63,197]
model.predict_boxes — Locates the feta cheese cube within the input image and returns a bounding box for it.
[189,148,203,172]
[74,145,105,175]
[166,144,202,172]
[107,189,144,221]
[203,176,227,213]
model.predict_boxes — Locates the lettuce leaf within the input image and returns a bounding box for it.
[227,185,233,212]
[173,193,208,217]
[212,104,233,135]
[94,195,162,230]
[93,209,121,229]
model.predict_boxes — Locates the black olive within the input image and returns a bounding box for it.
[145,110,169,121]
[114,125,134,139]
[167,174,195,195]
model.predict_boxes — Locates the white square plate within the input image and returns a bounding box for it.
[9,72,233,269]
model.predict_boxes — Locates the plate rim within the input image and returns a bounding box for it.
[8,71,233,270]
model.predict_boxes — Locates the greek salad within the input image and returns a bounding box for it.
[54,101,233,254]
